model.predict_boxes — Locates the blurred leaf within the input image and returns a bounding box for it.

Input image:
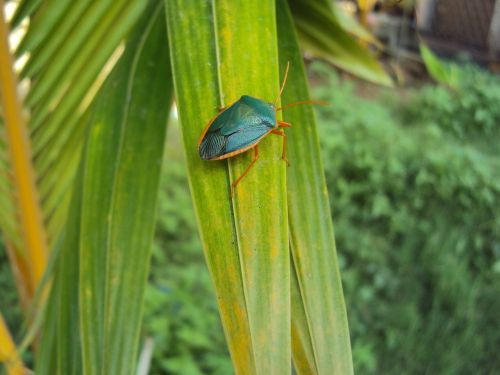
[15,0,150,249]
[35,165,83,375]
[0,0,48,304]
[332,3,382,47]
[36,3,172,374]
[11,0,42,28]
[15,0,72,54]
[420,43,459,89]
[79,5,171,374]
[289,0,392,86]
[165,0,290,374]
[277,0,353,374]
[0,0,151,315]
[0,313,24,375]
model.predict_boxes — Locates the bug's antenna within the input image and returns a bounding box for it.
[276,99,329,111]
[274,61,290,107]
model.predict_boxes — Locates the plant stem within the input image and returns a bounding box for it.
[0,0,48,296]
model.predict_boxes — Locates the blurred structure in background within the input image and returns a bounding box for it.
[417,0,500,65]
[340,0,500,72]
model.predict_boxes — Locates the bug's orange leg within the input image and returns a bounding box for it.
[231,146,259,197]
[271,129,290,167]
[278,121,292,128]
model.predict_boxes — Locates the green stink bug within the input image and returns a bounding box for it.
[197,63,324,195]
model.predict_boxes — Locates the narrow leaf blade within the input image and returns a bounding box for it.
[215,1,290,373]
[289,0,392,86]
[166,0,290,373]
[165,1,254,372]
[78,4,172,374]
[278,0,354,373]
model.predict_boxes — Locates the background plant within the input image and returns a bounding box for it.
[315,61,500,374]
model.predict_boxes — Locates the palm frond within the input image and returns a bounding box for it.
[37,3,173,373]
[0,0,150,308]
[0,312,25,374]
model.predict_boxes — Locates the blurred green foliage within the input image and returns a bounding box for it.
[312,60,500,374]
[405,60,500,142]
[1,61,499,374]
[0,238,23,335]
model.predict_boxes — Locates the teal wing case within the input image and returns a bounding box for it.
[199,95,276,160]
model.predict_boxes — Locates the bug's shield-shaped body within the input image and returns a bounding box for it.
[198,95,276,160]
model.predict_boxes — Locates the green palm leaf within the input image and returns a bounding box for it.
[37,3,172,374]
[0,0,151,311]
[166,1,290,373]
[278,1,353,373]
[289,0,391,86]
